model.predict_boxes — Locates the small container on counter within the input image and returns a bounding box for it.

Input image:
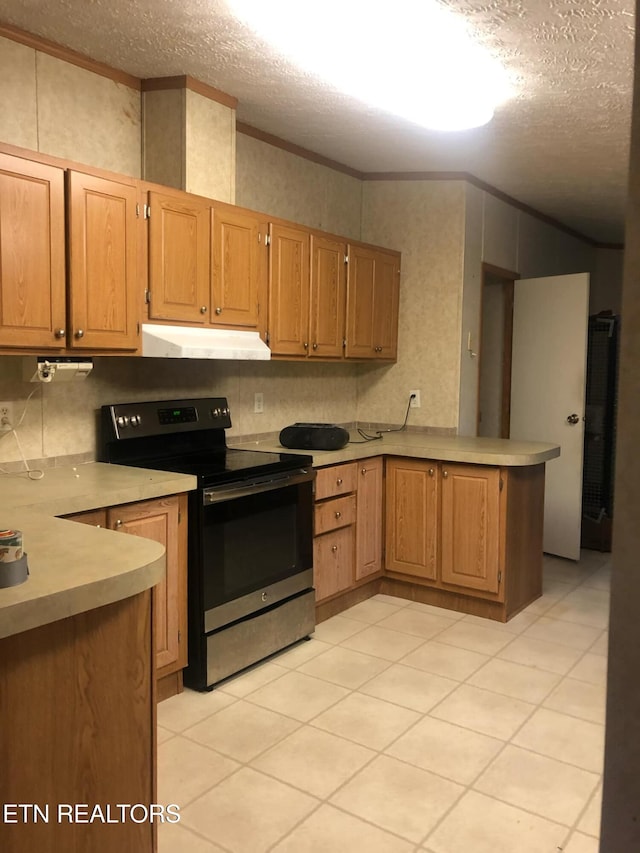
[0,529,29,587]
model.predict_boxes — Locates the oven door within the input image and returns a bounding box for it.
[198,468,314,632]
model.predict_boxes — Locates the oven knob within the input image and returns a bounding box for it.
[212,408,220,418]
[130,415,140,427]
[116,416,125,427]
[223,407,229,416]
[117,415,130,427]
[261,592,268,602]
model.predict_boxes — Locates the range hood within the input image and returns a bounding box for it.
[141,324,271,360]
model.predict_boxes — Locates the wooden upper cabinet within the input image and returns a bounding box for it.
[310,234,347,358]
[67,170,140,350]
[147,190,210,323]
[373,250,400,359]
[268,222,310,356]
[0,153,66,349]
[440,463,501,594]
[346,243,400,359]
[212,203,268,334]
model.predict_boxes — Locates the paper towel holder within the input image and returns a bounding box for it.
[23,357,94,383]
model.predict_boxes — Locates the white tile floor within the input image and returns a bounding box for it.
[157,550,610,853]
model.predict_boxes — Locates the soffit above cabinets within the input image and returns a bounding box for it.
[0,0,633,244]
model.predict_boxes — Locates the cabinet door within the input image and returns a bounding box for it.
[309,235,346,358]
[441,464,501,594]
[0,154,66,349]
[268,222,310,356]
[355,457,383,580]
[314,525,354,601]
[148,190,210,323]
[385,457,439,579]
[107,495,187,676]
[373,250,400,359]
[68,171,140,350]
[345,244,376,358]
[212,203,268,334]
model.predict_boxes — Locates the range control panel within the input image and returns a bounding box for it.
[103,397,232,440]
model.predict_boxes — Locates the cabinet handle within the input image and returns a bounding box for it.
[115,519,123,528]
[428,468,434,477]
[54,328,65,339]
[303,342,309,349]
[331,545,338,553]
[75,329,84,339]
[443,470,449,479]
[312,343,318,350]
[215,307,222,315]
[201,306,208,314]
[335,511,342,519]
[336,478,343,486]
[361,468,367,475]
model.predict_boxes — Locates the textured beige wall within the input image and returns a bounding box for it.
[482,193,519,273]
[0,356,359,466]
[236,133,362,238]
[477,282,506,438]
[458,184,484,435]
[185,89,235,202]
[142,88,185,188]
[517,211,595,278]
[591,247,624,315]
[36,53,141,176]
[359,180,466,431]
[0,37,38,149]
[0,37,141,176]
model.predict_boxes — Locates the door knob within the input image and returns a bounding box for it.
[566,413,580,425]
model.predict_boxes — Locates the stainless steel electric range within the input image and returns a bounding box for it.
[100,397,315,690]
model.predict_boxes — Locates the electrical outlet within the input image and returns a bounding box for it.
[409,390,421,408]
[254,392,264,414]
[0,401,14,431]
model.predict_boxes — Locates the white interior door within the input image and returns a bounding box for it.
[510,273,589,560]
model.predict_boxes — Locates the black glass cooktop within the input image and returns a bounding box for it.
[130,448,312,486]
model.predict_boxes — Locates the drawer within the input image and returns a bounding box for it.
[315,462,358,500]
[314,494,356,535]
[313,525,354,601]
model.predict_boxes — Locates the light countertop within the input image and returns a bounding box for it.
[0,462,197,640]
[231,431,561,468]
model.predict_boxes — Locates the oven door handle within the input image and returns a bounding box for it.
[203,469,314,504]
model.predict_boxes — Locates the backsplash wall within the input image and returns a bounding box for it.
[0,357,359,466]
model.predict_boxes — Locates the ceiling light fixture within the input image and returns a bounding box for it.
[226,0,512,131]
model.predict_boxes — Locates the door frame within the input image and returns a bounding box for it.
[477,263,519,438]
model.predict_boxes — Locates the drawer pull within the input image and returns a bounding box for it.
[361,467,367,475]
[443,470,449,479]
[428,468,434,477]
[335,511,342,519]
[331,545,338,553]
[336,478,343,486]
[54,328,65,339]
[115,519,123,528]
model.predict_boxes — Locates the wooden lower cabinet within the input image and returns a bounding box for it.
[384,457,544,620]
[440,463,500,594]
[314,525,355,601]
[64,493,188,697]
[0,590,155,853]
[314,459,383,610]
[355,457,384,580]
[385,457,438,580]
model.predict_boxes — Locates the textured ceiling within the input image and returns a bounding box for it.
[0,0,634,244]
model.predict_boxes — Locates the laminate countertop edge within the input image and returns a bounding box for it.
[0,463,197,640]
[231,432,561,467]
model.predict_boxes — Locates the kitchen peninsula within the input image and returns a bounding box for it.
[0,463,196,853]
[234,431,561,624]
